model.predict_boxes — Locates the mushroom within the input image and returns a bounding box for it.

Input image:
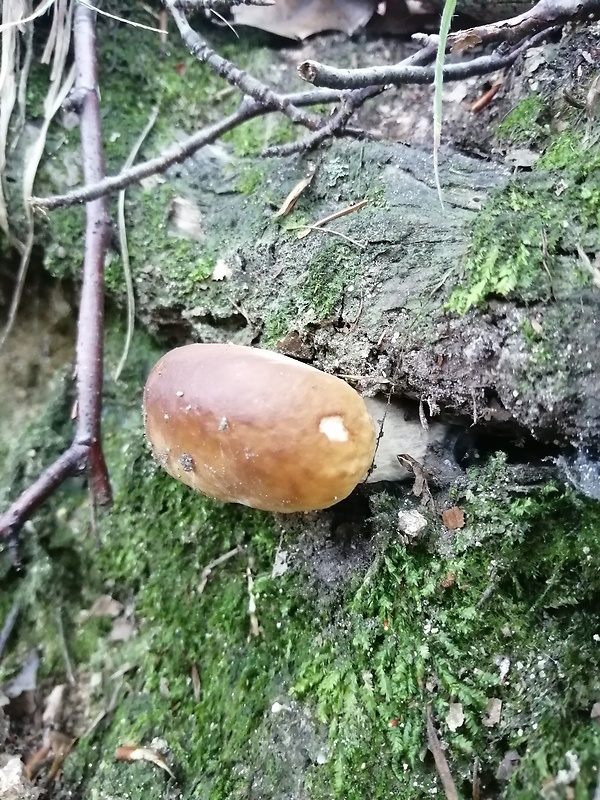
[143,343,451,513]
[143,343,377,512]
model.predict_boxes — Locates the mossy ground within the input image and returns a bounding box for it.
[1,323,599,799]
[447,97,600,314]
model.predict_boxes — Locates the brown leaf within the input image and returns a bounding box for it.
[396,453,434,507]
[115,745,175,778]
[440,571,456,589]
[442,507,465,530]
[233,0,377,40]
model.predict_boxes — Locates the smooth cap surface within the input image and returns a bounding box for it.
[143,343,377,512]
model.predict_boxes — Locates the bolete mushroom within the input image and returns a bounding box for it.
[143,343,377,512]
[144,344,455,512]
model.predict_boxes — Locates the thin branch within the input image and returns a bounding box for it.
[426,704,458,800]
[31,89,344,211]
[445,0,600,46]
[166,0,322,130]
[298,29,557,89]
[263,86,382,157]
[0,3,111,543]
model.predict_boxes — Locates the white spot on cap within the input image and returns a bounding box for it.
[319,415,348,442]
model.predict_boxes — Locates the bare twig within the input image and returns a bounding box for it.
[426,704,459,800]
[166,0,322,130]
[444,0,600,46]
[263,85,382,157]
[31,89,344,211]
[0,3,111,543]
[298,29,557,89]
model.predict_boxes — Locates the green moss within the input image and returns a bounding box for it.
[447,131,600,314]
[224,115,297,158]
[236,162,266,195]
[496,96,548,144]
[262,241,361,344]
[2,318,600,799]
[303,242,360,318]
[293,456,600,798]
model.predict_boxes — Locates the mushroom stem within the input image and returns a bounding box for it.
[363,397,449,483]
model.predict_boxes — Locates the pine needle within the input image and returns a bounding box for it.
[433,0,457,211]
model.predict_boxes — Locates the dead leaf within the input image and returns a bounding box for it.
[586,73,600,120]
[576,244,600,289]
[494,655,510,684]
[115,744,175,779]
[440,571,456,589]
[451,30,482,54]
[42,685,66,728]
[271,549,289,578]
[397,453,434,507]
[233,0,377,40]
[86,594,123,619]
[110,616,135,643]
[442,507,465,530]
[530,318,543,336]
[272,170,316,219]
[446,702,464,732]
[482,698,502,727]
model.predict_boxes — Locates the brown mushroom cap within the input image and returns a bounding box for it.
[143,343,377,513]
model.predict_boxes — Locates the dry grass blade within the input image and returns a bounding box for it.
[296,198,368,239]
[0,0,23,239]
[272,168,316,218]
[0,0,55,33]
[0,63,75,349]
[76,0,168,33]
[114,105,160,382]
[0,0,75,349]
